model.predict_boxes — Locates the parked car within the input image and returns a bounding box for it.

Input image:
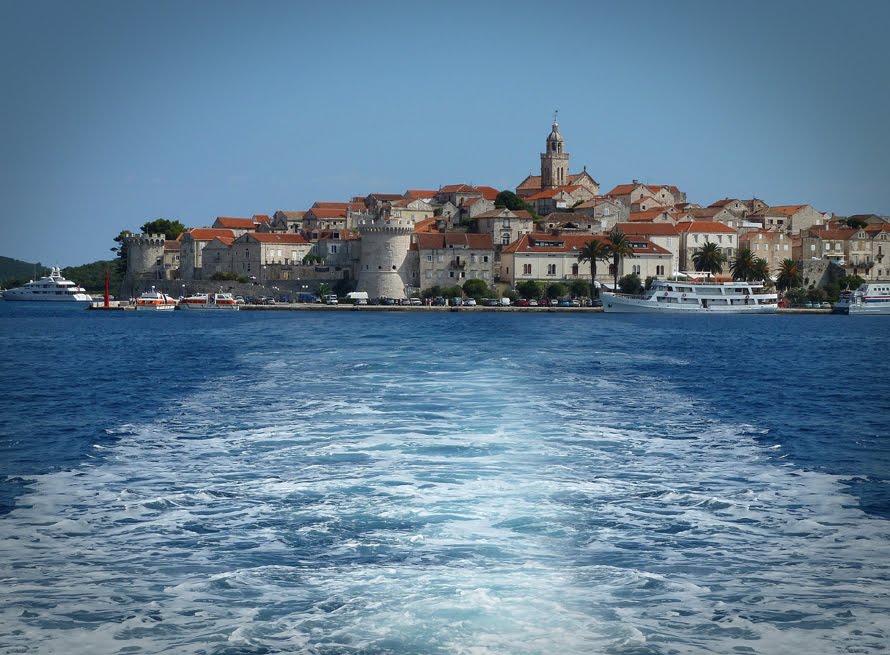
[235,296,245,305]
[539,298,553,307]
[528,299,538,307]
[410,298,422,305]
[451,297,463,306]
[464,298,477,306]
[380,297,396,305]
[432,296,446,306]
[355,297,368,305]
[516,299,530,307]
[590,298,603,308]
[570,299,581,307]
[803,301,814,308]
[821,302,831,309]
[557,299,572,307]
[482,298,498,306]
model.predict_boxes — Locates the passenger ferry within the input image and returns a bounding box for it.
[602,277,778,313]
[1,267,93,302]
[135,287,177,311]
[833,282,890,315]
[177,291,239,310]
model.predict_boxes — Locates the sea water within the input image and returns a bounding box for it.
[1,303,888,654]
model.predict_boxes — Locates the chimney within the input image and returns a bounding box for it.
[632,179,639,185]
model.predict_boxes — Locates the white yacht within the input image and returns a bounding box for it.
[177,291,239,310]
[135,287,177,311]
[1,267,93,302]
[602,278,778,313]
[833,282,890,315]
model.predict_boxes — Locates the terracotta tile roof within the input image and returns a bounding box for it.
[516,175,542,191]
[865,224,890,235]
[629,239,672,255]
[606,183,638,196]
[413,217,440,233]
[416,233,494,250]
[575,196,617,209]
[688,207,725,219]
[768,205,809,216]
[316,229,360,241]
[616,222,680,236]
[214,217,255,229]
[206,236,234,246]
[184,228,236,241]
[307,208,348,219]
[709,199,737,208]
[404,189,439,199]
[438,184,478,194]
[526,185,583,200]
[503,234,612,254]
[244,233,309,244]
[461,196,483,206]
[629,210,671,222]
[164,240,181,251]
[312,201,349,209]
[676,221,737,234]
[476,186,500,201]
[252,214,271,224]
[275,210,306,220]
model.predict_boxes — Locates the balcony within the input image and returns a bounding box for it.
[449,259,467,269]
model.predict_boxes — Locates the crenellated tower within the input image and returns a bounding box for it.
[355,215,415,300]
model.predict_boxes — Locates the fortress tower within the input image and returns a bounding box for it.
[123,233,166,278]
[355,215,415,300]
[540,118,569,189]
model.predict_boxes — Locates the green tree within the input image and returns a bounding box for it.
[617,272,644,295]
[111,230,135,276]
[545,282,568,300]
[443,285,464,299]
[841,274,865,290]
[844,217,868,230]
[692,241,726,275]
[576,238,611,298]
[751,257,770,283]
[422,285,443,300]
[730,247,755,281]
[784,287,808,305]
[569,278,590,298]
[494,191,533,213]
[644,276,656,290]
[140,218,186,240]
[608,228,634,291]
[807,287,828,303]
[775,259,802,291]
[515,280,543,299]
[462,278,489,300]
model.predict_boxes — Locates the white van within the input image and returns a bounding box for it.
[325,294,338,305]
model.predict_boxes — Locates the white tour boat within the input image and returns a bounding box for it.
[601,278,778,313]
[1,267,93,302]
[177,291,240,310]
[135,287,177,311]
[833,281,890,315]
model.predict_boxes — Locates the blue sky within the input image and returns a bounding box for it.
[2,0,888,266]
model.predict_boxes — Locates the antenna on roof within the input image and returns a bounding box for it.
[553,109,559,123]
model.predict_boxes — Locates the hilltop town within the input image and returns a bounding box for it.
[119,119,890,301]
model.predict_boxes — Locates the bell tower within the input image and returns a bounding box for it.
[540,112,569,189]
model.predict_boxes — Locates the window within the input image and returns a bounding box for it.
[330,245,338,254]
[547,264,556,275]
[425,271,432,279]
[449,271,455,278]
[427,254,433,262]
[460,272,466,278]
[482,271,489,279]
[784,244,789,251]
[632,265,641,274]
[523,264,532,275]
[718,235,723,244]
[502,233,511,245]
[483,255,489,263]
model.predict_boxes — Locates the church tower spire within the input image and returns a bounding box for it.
[540,112,569,189]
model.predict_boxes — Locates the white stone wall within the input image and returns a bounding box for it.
[355,223,414,299]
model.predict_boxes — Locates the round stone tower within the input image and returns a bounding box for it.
[355,216,415,299]
[123,233,166,277]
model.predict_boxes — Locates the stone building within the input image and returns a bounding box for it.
[739,229,793,274]
[473,209,535,248]
[749,205,827,234]
[179,228,236,280]
[270,210,306,233]
[605,181,687,208]
[200,236,236,278]
[573,197,628,230]
[515,119,599,198]
[230,232,312,282]
[500,233,672,289]
[617,222,681,274]
[416,233,496,291]
[676,221,738,271]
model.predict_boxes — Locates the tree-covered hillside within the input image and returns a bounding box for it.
[60,260,123,294]
[0,256,47,286]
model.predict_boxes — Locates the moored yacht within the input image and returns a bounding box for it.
[135,287,177,311]
[177,291,240,310]
[1,267,93,302]
[833,281,890,315]
[602,278,778,313]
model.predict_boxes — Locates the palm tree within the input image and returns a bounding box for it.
[750,257,770,284]
[608,228,634,291]
[692,241,726,275]
[730,247,755,281]
[776,259,802,291]
[577,238,612,298]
